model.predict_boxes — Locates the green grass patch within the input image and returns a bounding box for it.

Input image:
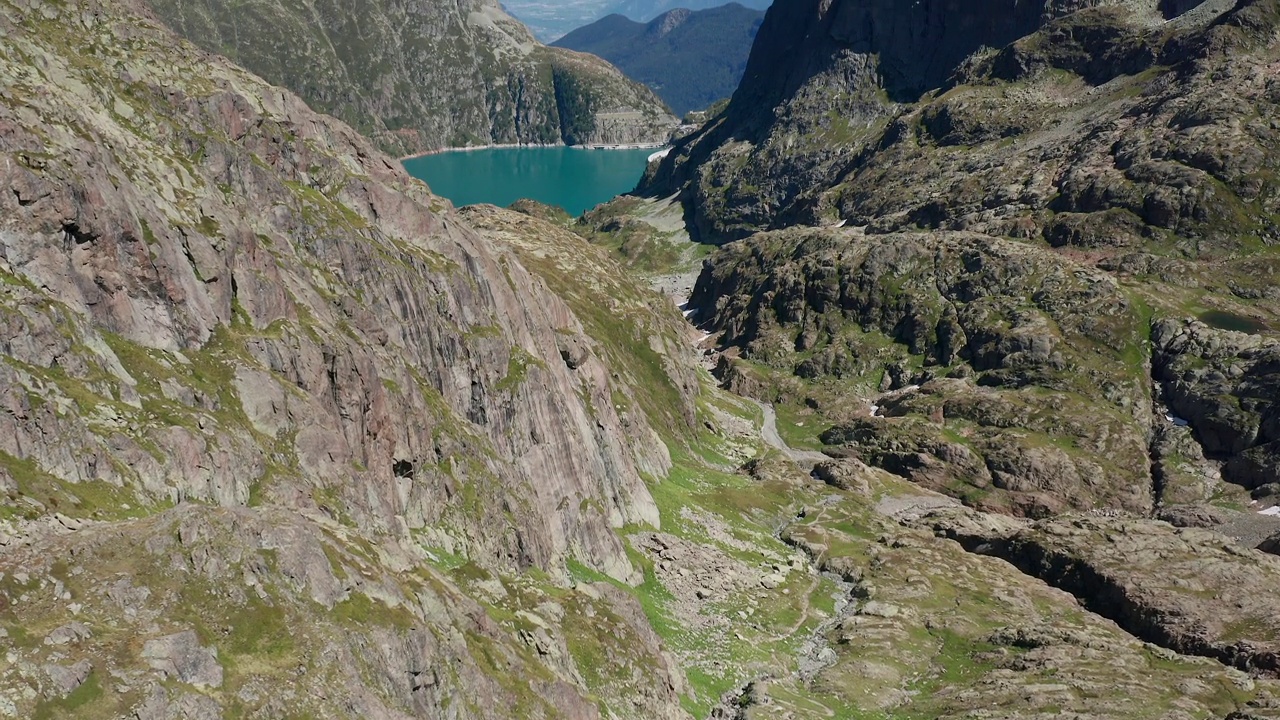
[31,671,103,720]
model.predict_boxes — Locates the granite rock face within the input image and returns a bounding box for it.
[0,0,694,716]
[0,0,691,584]
[145,0,679,155]
[141,631,223,688]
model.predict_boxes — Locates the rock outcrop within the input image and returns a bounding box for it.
[646,0,1280,520]
[1153,319,1280,489]
[144,0,679,155]
[922,509,1280,676]
[691,227,1154,515]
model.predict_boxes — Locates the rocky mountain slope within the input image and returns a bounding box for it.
[144,0,678,156]
[637,0,1280,519]
[578,0,1280,709]
[553,4,765,116]
[0,0,697,716]
[6,0,1280,718]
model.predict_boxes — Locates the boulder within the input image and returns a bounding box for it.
[141,631,224,689]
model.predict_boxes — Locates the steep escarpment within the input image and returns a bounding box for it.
[924,509,1280,676]
[0,0,695,716]
[145,0,678,155]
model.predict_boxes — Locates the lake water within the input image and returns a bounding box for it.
[1199,310,1270,334]
[403,146,656,217]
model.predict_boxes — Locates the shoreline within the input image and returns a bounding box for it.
[399,141,667,162]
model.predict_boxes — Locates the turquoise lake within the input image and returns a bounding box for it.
[403,146,657,217]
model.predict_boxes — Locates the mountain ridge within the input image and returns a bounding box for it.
[144,0,679,156]
[553,3,764,115]
[608,0,771,23]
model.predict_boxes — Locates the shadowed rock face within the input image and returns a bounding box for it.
[641,0,1242,242]
[1153,319,1280,489]
[735,0,1082,109]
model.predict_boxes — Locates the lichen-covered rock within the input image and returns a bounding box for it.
[1153,319,1280,488]
[920,510,1280,676]
[141,631,223,688]
[42,659,91,697]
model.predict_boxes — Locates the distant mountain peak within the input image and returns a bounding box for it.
[650,7,692,37]
[555,2,766,115]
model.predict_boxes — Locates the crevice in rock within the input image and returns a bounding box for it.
[62,221,95,246]
[1148,376,1170,513]
[941,530,1280,677]
[393,459,414,479]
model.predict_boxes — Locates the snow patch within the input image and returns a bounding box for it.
[648,147,672,163]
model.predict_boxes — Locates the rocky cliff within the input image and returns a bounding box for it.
[0,0,696,716]
[643,0,1248,240]
[693,227,1157,516]
[145,0,679,155]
